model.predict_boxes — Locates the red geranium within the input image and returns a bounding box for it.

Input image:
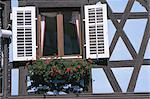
[66,68,71,72]
[77,65,81,69]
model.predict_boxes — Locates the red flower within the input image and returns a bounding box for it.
[66,68,71,72]
[73,68,77,72]
[77,65,81,69]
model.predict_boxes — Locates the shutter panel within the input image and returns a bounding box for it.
[12,7,36,61]
[84,4,109,59]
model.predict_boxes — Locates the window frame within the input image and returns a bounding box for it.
[37,8,83,59]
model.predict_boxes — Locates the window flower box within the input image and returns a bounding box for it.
[27,58,92,94]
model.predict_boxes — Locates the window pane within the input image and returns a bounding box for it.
[43,15,58,56]
[63,11,80,55]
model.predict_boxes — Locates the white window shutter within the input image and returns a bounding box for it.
[84,4,109,59]
[12,7,36,61]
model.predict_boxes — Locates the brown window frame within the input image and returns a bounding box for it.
[37,8,82,59]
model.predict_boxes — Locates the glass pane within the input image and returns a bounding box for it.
[63,11,80,55]
[43,15,58,56]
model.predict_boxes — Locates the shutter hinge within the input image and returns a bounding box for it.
[10,13,12,20]
[83,19,85,22]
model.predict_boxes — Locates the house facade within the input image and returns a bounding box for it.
[0,0,150,98]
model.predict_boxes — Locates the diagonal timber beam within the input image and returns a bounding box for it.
[127,0,150,92]
[102,0,137,59]
[127,12,150,92]
[103,67,122,92]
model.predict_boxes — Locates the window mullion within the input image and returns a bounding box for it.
[37,15,42,58]
[57,13,64,56]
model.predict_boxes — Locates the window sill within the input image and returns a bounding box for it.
[40,55,82,60]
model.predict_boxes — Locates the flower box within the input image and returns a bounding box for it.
[27,58,92,94]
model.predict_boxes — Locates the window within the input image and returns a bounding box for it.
[39,8,82,57]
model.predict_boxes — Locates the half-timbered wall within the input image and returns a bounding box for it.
[17,0,150,94]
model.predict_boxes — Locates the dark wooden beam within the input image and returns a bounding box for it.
[26,0,88,7]
[112,0,138,59]
[80,6,86,59]
[120,32,137,59]
[109,31,120,56]
[103,0,138,59]
[100,0,137,93]
[103,67,122,92]
[127,18,150,92]
[3,39,9,98]
[19,66,28,95]
[18,0,27,7]
[3,1,9,29]
[105,3,121,56]
[108,12,148,19]
[108,59,150,68]
[101,0,149,93]
[127,2,150,90]
[102,22,123,93]
[6,93,150,99]
[143,59,150,65]
[120,0,135,27]
[108,60,135,67]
